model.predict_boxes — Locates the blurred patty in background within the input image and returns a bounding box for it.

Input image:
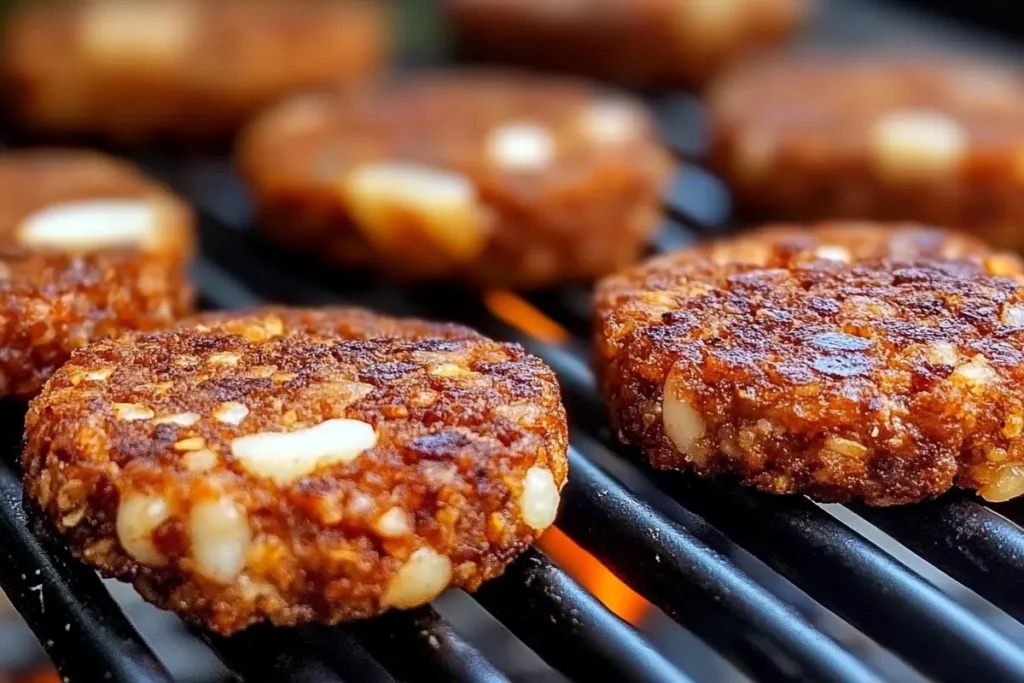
[444,0,814,89]
[1,0,389,142]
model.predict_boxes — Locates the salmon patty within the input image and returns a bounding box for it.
[24,307,568,634]
[595,223,1024,506]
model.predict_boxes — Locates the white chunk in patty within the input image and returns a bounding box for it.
[871,110,967,181]
[519,466,560,530]
[17,199,163,253]
[344,162,489,262]
[81,0,195,65]
[231,418,378,485]
[188,497,251,583]
[486,122,555,171]
[380,548,452,609]
[580,99,645,146]
[663,371,707,462]
[117,494,170,566]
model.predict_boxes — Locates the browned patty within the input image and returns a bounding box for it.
[594,223,1024,506]
[24,307,569,634]
[444,0,812,89]
[709,56,1024,250]
[2,0,388,142]
[186,306,483,344]
[0,148,194,400]
[237,70,674,288]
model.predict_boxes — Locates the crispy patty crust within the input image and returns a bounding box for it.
[709,56,1024,249]
[237,70,673,288]
[595,224,1024,505]
[24,308,568,634]
[186,306,481,344]
[0,148,193,399]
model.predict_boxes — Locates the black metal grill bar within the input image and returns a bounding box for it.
[515,285,593,339]
[647,469,1024,682]
[345,606,511,683]
[300,627,397,683]
[0,458,173,683]
[853,499,1024,624]
[200,613,402,683]
[649,93,707,162]
[192,259,264,311]
[650,220,701,255]
[559,447,881,683]
[198,626,353,683]
[474,547,693,683]
[662,203,716,236]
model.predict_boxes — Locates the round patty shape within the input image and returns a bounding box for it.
[24,308,569,634]
[237,70,674,288]
[0,148,193,399]
[2,0,387,142]
[709,55,1024,250]
[594,223,1024,506]
[444,0,812,89]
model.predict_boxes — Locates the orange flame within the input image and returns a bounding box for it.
[13,669,60,683]
[539,528,650,625]
[483,290,571,345]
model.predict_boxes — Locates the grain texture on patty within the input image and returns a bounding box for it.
[595,224,1024,505]
[709,56,1024,249]
[2,0,388,142]
[24,308,568,634]
[237,70,673,288]
[186,306,482,345]
[0,148,193,399]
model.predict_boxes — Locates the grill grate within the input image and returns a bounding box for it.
[5,1,1024,681]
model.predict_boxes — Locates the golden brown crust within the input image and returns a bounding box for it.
[594,223,1024,506]
[2,0,388,141]
[237,70,674,288]
[708,55,1024,249]
[444,0,812,89]
[24,307,568,634]
[0,148,194,399]
[185,306,482,344]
